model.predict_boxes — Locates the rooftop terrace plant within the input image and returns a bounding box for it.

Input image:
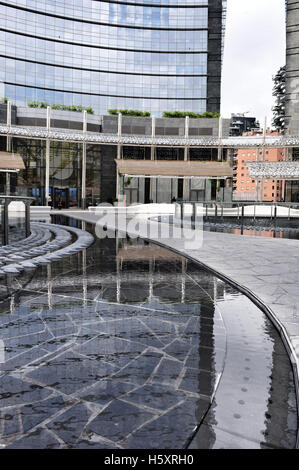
[27,101,94,114]
[108,109,151,117]
[162,111,221,119]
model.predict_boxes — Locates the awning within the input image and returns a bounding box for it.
[0,151,25,171]
[115,159,233,178]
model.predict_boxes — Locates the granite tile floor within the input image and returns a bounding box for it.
[0,217,297,449]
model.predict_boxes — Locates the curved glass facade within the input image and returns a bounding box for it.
[0,0,225,116]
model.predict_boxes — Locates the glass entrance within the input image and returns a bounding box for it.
[53,188,69,209]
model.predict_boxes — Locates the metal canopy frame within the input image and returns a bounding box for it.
[0,123,298,149]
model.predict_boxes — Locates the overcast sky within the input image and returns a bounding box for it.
[221,0,286,127]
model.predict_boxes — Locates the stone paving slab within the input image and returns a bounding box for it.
[61,210,299,405]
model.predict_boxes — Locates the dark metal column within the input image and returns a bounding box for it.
[25,201,31,238]
[0,203,4,245]
[3,200,9,245]
[191,202,196,229]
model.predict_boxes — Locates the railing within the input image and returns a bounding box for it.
[174,201,299,231]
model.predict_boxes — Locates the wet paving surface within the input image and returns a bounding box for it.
[0,216,297,449]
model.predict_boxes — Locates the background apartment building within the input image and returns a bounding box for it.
[229,113,259,136]
[233,131,286,202]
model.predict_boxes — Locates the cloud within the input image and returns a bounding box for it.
[221,0,286,126]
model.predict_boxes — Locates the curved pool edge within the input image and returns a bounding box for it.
[141,237,299,449]
[55,209,299,448]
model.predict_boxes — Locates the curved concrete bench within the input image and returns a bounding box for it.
[0,222,94,276]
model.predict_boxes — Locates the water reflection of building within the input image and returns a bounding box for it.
[22,229,221,309]
[25,240,203,304]
[231,228,284,239]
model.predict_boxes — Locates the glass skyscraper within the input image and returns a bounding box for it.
[0,0,226,116]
